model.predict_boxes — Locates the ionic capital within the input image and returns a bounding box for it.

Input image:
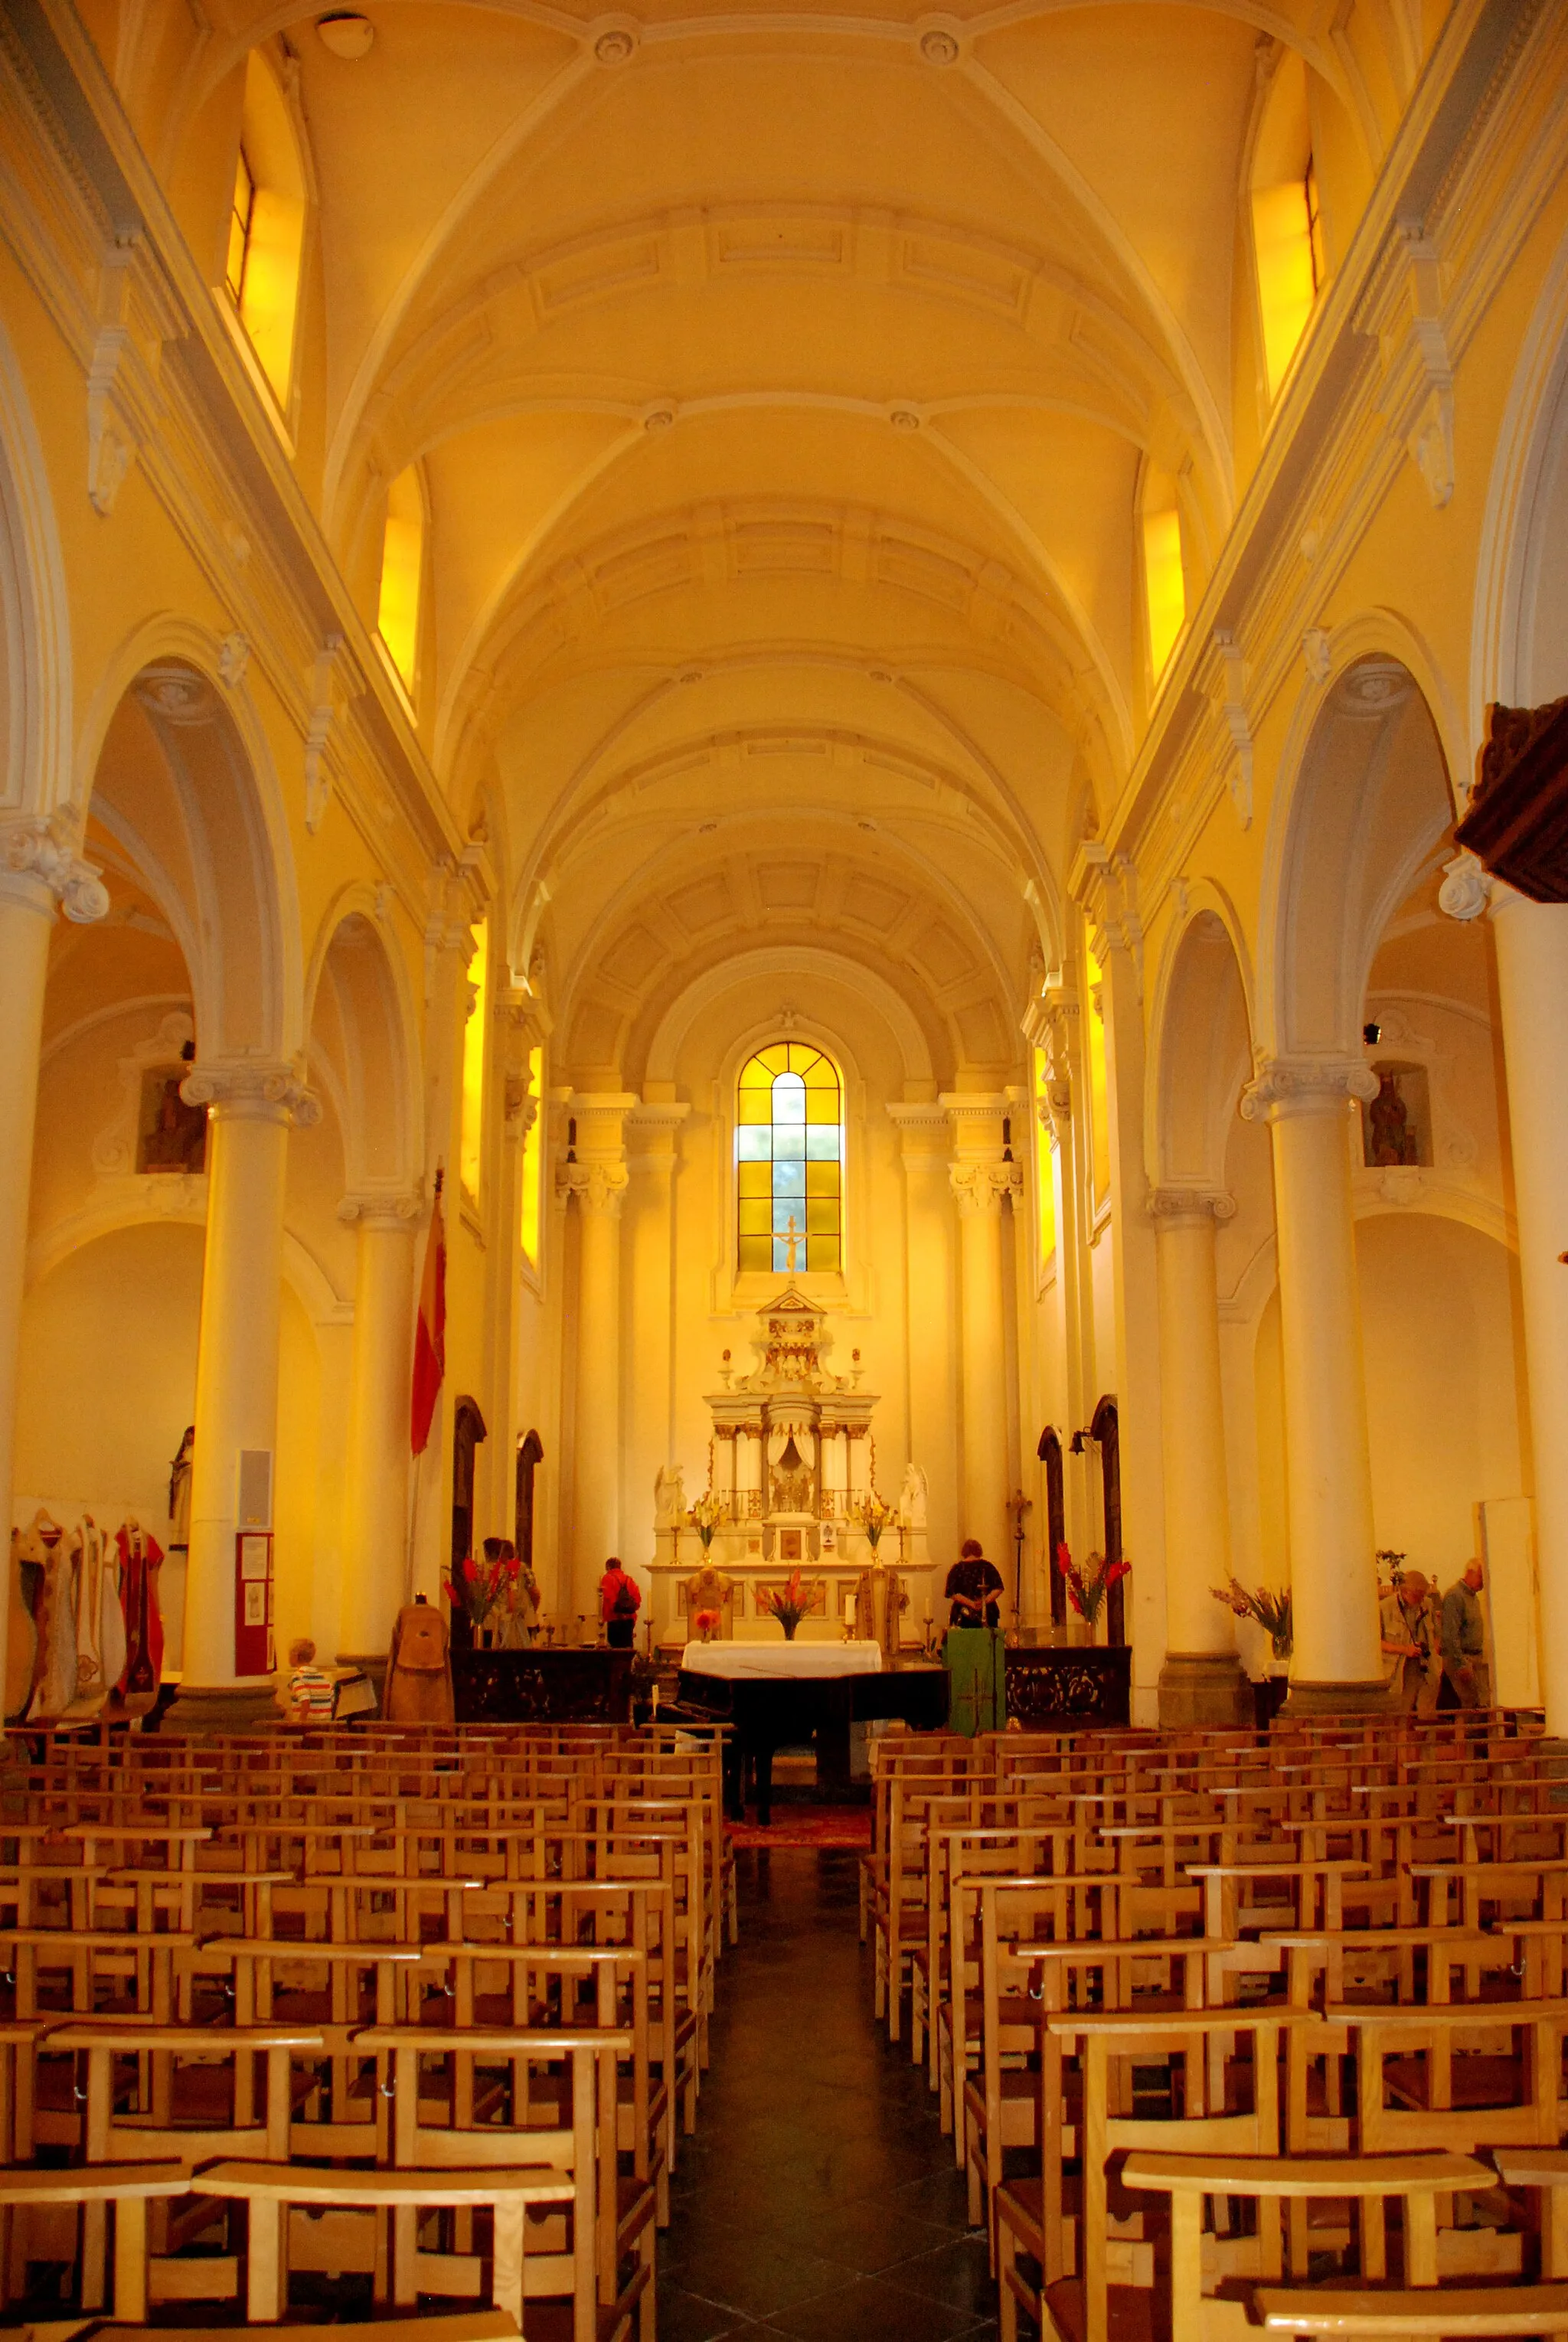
[0,813,110,925]
[1239,1053,1379,1122]
[1437,848,1492,923]
[338,1187,422,1231]
[181,1060,322,1128]
[949,1160,1023,1215]
[1147,1184,1236,1227]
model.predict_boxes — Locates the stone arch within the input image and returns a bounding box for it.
[0,312,70,818]
[1148,884,1255,1190]
[74,620,302,1061]
[1257,639,1456,1063]
[302,888,423,1195]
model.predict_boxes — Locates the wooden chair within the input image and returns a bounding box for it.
[198,2157,577,2327]
[0,2157,189,2318]
[355,2023,655,2342]
[1122,2145,1492,2342]
[1253,2282,1568,2336]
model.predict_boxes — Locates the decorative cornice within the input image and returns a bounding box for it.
[1239,1053,1380,1122]
[0,812,109,923]
[181,1059,322,1126]
[1147,1185,1236,1225]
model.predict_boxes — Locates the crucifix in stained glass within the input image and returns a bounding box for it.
[736,1043,841,1276]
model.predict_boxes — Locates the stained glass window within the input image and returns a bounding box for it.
[737,1043,841,1276]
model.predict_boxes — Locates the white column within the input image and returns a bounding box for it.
[564,1093,634,1618]
[945,1095,1019,1571]
[337,1193,419,1662]
[623,1101,688,1574]
[887,1103,959,1566]
[1241,1056,1383,1695]
[1151,1189,1246,1722]
[176,1061,319,1719]
[1478,884,1568,1732]
[0,821,108,1697]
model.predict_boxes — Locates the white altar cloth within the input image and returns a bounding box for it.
[680,1640,884,1679]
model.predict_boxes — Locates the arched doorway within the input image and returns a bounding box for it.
[1038,1427,1066,1631]
[1090,1395,1124,1647]
[515,1428,544,1583]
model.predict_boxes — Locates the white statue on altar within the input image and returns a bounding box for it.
[898,1462,928,1529]
[655,1463,687,1527]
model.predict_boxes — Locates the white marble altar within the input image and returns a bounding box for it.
[681,1639,884,1678]
[649,1283,936,1646]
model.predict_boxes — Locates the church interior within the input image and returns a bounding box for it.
[3,0,1568,2337]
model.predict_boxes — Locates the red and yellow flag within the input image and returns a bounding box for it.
[410,1172,446,1457]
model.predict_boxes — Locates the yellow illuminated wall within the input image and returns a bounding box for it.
[1142,506,1186,681]
[1253,178,1318,397]
[459,922,488,1203]
[377,466,424,694]
[519,1044,543,1266]
[227,50,305,410]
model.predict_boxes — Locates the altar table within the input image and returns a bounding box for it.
[675,1641,947,1822]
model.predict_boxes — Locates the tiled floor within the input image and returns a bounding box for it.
[659,1845,1000,2341]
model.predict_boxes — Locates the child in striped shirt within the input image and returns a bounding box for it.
[286,1638,336,1726]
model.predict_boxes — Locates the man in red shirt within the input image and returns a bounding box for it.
[599,1559,642,1648]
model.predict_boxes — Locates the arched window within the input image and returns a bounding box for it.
[377,465,425,693]
[737,1042,841,1276]
[224,49,306,411]
[1250,50,1327,402]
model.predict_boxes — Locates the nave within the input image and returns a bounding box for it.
[661,1847,994,2342]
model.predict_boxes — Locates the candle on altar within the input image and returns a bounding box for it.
[844,1594,854,1628]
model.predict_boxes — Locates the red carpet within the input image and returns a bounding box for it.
[727,1807,871,1849]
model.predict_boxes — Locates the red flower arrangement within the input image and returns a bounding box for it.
[443,1544,519,1632]
[757,1568,812,1641]
[1054,1540,1129,1628]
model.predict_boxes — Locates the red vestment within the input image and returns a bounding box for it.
[116,1523,165,1713]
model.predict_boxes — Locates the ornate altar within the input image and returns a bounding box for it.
[649,1284,936,1647]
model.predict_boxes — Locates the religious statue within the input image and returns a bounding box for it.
[655,1463,687,1527]
[168,1427,194,1550]
[1367,1070,1418,1167]
[770,1432,813,1515]
[141,1062,207,1173]
[897,1462,929,1529]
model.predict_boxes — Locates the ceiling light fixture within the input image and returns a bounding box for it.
[316,12,374,57]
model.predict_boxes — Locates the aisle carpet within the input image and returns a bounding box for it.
[727,1806,871,1849]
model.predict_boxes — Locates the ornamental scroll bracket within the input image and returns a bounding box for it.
[0,811,110,923]
[1197,628,1253,828]
[1355,220,1455,511]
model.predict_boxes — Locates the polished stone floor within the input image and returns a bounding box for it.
[658,1846,1001,2342]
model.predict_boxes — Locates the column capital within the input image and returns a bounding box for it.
[559,1158,629,1215]
[1438,848,1492,923]
[0,812,109,924]
[1240,1053,1378,1122]
[181,1059,322,1128]
[949,1160,1022,1215]
[1148,1184,1236,1226]
[338,1187,423,1230]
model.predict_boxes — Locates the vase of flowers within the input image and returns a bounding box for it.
[1054,1541,1130,1641]
[1210,1576,1292,1663]
[443,1545,518,1641]
[857,1491,895,1558]
[688,1491,727,1553]
[758,1568,811,1640]
[692,1606,721,1645]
